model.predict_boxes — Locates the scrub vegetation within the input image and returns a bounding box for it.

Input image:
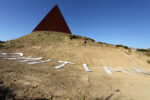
[136,48,150,57]
[0,86,15,100]
[137,48,150,52]
[0,40,5,48]
[116,45,129,49]
[4,31,98,48]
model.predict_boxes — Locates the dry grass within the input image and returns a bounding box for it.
[3,31,146,69]
[4,31,100,48]
[1,31,150,100]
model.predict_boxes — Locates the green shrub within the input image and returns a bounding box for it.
[124,46,129,49]
[147,60,150,64]
[137,49,150,52]
[69,35,78,40]
[116,45,129,49]
[86,38,95,42]
[137,49,150,57]
[0,86,15,100]
[0,40,5,43]
[145,52,150,57]
[97,41,112,45]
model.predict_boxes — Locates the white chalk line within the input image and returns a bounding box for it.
[104,66,135,76]
[1,53,150,75]
[54,61,75,69]
[0,52,51,65]
[3,56,32,60]
[0,53,23,57]
[18,57,43,62]
[28,59,51,64]
[83,64,91,72]
[119,67,150,75]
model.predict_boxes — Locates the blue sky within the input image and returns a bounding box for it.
[0,0,150,48]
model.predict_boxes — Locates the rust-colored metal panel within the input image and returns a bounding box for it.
[33,5,71,34]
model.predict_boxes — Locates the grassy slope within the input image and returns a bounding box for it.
[4,31,149,67]
[1,31,150,100]
[4,31,100,48]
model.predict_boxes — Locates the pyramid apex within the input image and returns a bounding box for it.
[52,4,59,9]
[33,5,71,34]
[54,4,59,7]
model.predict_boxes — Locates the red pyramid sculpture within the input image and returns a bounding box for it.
[33,5,71,34]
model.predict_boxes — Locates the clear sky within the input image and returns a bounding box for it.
[0,0,150,48]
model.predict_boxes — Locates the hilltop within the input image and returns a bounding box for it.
[0,31,150,100]
[3,31,111,48]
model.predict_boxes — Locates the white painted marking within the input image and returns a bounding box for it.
[3,58,18,60]
[57,61,75,64]
[28,59,51,64]
[54,61,75,69]
[104,66,112,74]
[11,53,23,56]
[130,68,150,75]
[0,53,8,57]
[0,53,7,55]
[83,64,91,72]
[120,70,135,76]
[104,66,135,76]
[3,56,33,60]
[0,53,23,57]
[54,63,67,69]
[119,67,150,75]
[18,57,43,62]
[25,57,43,60]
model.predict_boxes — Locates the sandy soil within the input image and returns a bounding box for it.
[0,44,150,100]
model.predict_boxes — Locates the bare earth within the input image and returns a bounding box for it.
[0,32,150,100]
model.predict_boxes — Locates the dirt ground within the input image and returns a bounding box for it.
[0,44,150,100]
[0,31,150,100]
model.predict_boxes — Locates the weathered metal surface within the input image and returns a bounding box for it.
[33,5,71,34]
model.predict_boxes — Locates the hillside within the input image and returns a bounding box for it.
[4,31,98,48]
[0,31,150,100]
